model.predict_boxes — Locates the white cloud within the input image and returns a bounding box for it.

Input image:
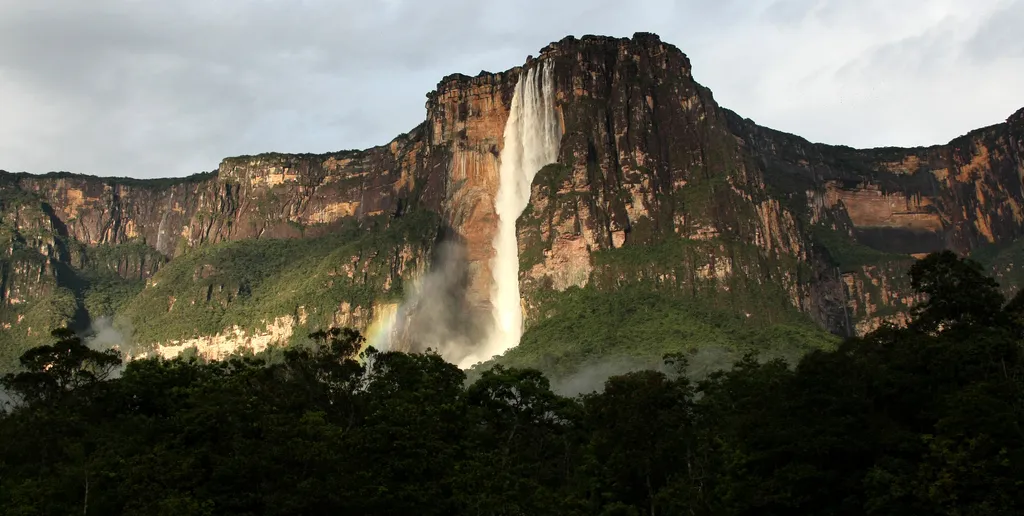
[688,0,1024,147]
[0,0,1020,177]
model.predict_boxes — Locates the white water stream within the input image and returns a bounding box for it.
[460,61,561,367]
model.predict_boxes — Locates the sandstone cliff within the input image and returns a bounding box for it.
[1,33,1022,368]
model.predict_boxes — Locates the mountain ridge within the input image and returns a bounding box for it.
[3,102,1020,181]
[1,32,1022,373]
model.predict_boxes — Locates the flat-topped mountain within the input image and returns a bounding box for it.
[1,33,1022,374]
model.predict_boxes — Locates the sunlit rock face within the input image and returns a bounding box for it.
[475,60,563,367]
[2,33,1023,363]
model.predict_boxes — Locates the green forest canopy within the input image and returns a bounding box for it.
[0,251,1022,515]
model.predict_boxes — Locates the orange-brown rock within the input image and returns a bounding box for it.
[427,71,520,304]
[2,33,1023,358]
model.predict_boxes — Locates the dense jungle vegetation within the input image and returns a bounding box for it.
[0,251,1022,515]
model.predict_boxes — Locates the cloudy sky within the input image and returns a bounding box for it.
[1,0,1021,178]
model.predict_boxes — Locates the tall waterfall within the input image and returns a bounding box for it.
[464,61,561,368]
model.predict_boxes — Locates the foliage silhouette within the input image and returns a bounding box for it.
[0,251,1021,515]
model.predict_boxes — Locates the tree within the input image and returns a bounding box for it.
[582,367,698,516]
[909,251,1006,333]
[458,365,583,515]
[1,328,122,403]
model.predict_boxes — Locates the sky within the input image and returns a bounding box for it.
[0,0,1021,179]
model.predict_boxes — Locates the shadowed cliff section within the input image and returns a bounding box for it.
[725,104,1024,255]
[0,32,1022,372]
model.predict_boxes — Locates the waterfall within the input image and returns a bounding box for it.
[155,193,174,255]
[462,61,561,368]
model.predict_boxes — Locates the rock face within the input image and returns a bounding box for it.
[427,71,520,304]
[1,33,1022,365]
[729,107,1024,256]
[9,132,433,256]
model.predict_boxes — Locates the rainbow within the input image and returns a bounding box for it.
[364,302,400,356]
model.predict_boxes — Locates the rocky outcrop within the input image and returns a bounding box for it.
[2,33,1023,363]
[146,300,381,361]
[726,105,1024,257]
[841,262,921,335]
[8,130,433,257]
[426,71,519,303]
[149,315,298,361]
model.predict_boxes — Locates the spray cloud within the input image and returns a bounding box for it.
[83,316,135,378]
[367,238,490,366]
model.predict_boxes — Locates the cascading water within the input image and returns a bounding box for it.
[155,192,174,255]
[363,61,560,369]
[461,61,561,368]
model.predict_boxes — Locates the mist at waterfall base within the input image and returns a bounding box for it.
[365,239,491,367]
[547,347,781,397]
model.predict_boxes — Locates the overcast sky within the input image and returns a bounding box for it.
[1,0,1021,178]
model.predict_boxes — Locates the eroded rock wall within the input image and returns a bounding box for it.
[2,33,1023,362]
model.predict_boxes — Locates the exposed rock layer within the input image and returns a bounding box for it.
[1,33,1022,359]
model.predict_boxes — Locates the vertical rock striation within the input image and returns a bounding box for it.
[1,33,1023,364]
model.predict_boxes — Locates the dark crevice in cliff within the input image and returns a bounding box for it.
[39,203,68,239]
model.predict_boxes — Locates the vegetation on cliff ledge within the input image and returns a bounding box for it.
[1,252,1022,515]
[972,237,1024,299]
[502,285,837,379]
[117,211,439,348]
[811,225,910,273]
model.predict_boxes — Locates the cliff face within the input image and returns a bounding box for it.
[2,33,1022,367]
[425,71,519,303]
[11,129,433,257]
[729,107,1024,255]
[512,35,843,333]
